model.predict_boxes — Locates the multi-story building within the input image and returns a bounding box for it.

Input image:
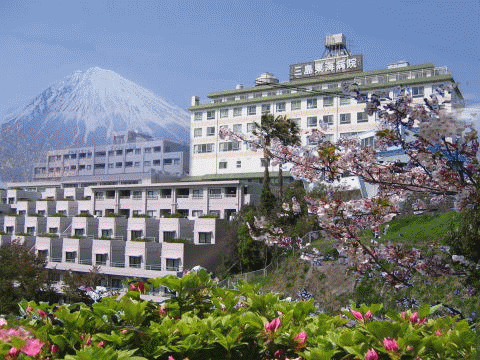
[33,131,189,182]
[188,34,463,177]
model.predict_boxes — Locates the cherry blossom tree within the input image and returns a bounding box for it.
[220,84,479,286]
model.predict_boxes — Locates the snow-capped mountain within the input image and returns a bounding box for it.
[0,67,190,181]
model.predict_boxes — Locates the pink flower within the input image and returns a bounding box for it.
[365,310,373,319]
[120,329,128,334]
[435,329,442,336]
[50,344,59,353]
[409,312,418,323]
[129,283,137,291]
[294,331,307,348]
[21,338,44,356]
[407,345,414,351]
[159,306,167,316]
[37,309,47,318]
[365,348,379,360]
[9,346,21,357]
[264,317,281,333]
[350,309,363,321]
[168,356,175,360]
[418,317,427,325]
[137,281,145,293]
[25,306,33,313]
[98,340,105,347]
[383,337,399,352]
[0,318,7,327]
[85,336,92,345]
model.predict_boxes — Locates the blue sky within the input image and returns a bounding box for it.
[1,0,479,117]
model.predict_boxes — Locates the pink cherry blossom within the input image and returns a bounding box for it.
[383,337,399,351]
[168,356,175,360]
[97,340,105,347]
[435,329,442,336]
[37,309,47,318]
[365,348,379,360]
[364,310,372,319]
[409,312,419,323]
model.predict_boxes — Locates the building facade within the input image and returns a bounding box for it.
[33,131,190,181]
[188,35,462,177]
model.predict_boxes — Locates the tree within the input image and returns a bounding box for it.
[0,241,53,313]
[252,114,300,212]
[221,85,479,286]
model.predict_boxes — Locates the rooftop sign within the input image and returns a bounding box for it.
[289,54,363,80]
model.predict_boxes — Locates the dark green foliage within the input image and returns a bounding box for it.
[0,241,53,314]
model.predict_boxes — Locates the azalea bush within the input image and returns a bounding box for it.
[0,271,477,359]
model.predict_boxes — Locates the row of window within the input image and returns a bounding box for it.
[192,112,369,139]
[48,147,164,162]
[195,97,357,120]
[94,187,237,200]
[193,142,242,154]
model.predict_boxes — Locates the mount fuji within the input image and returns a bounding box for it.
[0,67,190,181]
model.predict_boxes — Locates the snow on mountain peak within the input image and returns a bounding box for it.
[3,67,190,144]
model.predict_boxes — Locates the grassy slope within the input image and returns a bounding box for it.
[256,212,480,320]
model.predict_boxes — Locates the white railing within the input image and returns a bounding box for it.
[145,264,162,271]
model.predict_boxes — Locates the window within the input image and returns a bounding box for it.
[247,105,256,115]
[153,159,161,166]
[220,108,228,118]
[65,251,76,263]
[340,113,351,124]
[357,112,368,123]
[94,163,105,169]
[147,210,155,217]
[49,227,58,234]
[261,104,270,114]
[134,162,140,167]
[194,144,214,153]
[219,142,240,152]
[177,188,189,198]
[254,92,262,98]
[108,163,114,168]
[160,189,172,198]
[219,161,227,169]
[108,150,115,156]
[225,187,236,197]
[323,115,334,126]
[189,189,202,199]
[340,97,351,105]
[94,210,102,217]
[276,102,286,112]
[208,188,222,198]
[307,98,317,109]
[135,148,141,154]
[267,91,276,96]
[233,107,242,116]
[361,136,375,147]
[236,160,241,168]
[206,127,215,136]
[247,123,256,132]
[116,162,122,168]
[133,191,142,199]
[163,158,172,165]
[95,151,106,157]
[226,96,235,102]
[5,226,13,234]
[194,112,203,121]
[147,190,157,199]
[192,210,203,217]
[129,255,142,268]
[125,148,134,155]
[323,96,334,107]
[291,118,301,127]
[163,231,176,242]
[125,161,133,168]
[291,100,301,110]
[199,232,212,244]
[153,146,161,152]
[26,227,35,235]
[144,147,152,153]
[144,161,151,167]
[95,192,104,200]
[193,128,202,138]
[166,258,180,271]
[307,116,317,127]
[207,110,215,120]
[116,150,123,156]
[233,124,242,133]
[106,191,115,199]
[282,89,291,95]
[96,254,107,265]
[412,86,424,97]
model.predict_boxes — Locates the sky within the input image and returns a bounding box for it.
[1,0,479,118]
